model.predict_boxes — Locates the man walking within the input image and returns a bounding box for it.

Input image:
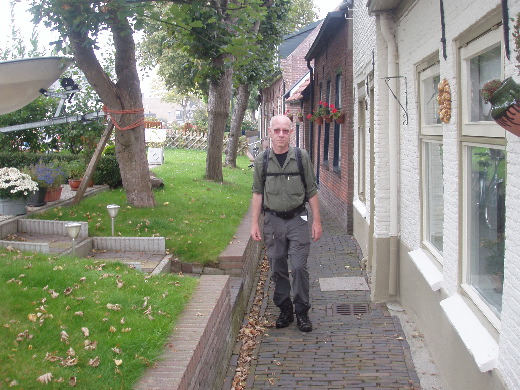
[251,114,322,332]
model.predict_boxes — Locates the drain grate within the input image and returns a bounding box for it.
[327,303,371,316]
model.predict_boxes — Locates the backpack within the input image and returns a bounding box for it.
[261,147,308,206]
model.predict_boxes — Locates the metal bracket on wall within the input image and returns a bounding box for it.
[383,76,408,125]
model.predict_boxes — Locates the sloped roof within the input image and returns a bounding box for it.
[285,72,310,102]
[279,20,323,59]
[305,12,345,61]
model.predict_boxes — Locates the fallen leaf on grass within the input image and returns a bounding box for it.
[88,356,100,367]
[74,311,84,317]
[111,347,121,354]
[44,352,61,362]
[60,331,69,343]
[106,303,121,311]
[36,373,53,384]
[48,290,59,299]
[81,327,89,337]
[28,313,37,322]
[84,340,98,350]
[69,377,77,386]
[67,347,76,356]
[114,359,123,366]
[60,356,78,367]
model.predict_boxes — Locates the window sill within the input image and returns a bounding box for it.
[408,248,443,291]
[353,199,367,218]
[440,295,498,372]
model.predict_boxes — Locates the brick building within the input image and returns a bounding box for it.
[305,12,354,234]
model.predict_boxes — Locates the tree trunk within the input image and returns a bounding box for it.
[225,83,251,167]
[205,54,234,182]
[65,7,155,207]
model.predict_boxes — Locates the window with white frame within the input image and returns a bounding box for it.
[324,80,331,163]
[460,26,506,322]
[419,60,443,258]
[463,144,505,319]
[460,27,505,138]
[357,93,366,202]
[333,73,342,171]
[422,141,443,254]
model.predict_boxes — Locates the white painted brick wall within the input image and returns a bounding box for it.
[354,0,520,387]
[353,7,376,226]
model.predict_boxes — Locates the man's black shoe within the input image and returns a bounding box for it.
[296,313,312,332]
[276,307,294,328]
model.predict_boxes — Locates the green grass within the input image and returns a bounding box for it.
[0,249,198,389]
[33,149,254,265]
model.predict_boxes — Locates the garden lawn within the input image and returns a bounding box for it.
[33,149,254,265]
[0,249,198,389]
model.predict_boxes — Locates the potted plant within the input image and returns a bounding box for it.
[25,161,68,205]
[329,104,345,124]
[284,110,293,121]
[480,77,520,136]
[297,110,304,122]
[0,167,38,215]
[67,160,86,191]
[309,101,328,125]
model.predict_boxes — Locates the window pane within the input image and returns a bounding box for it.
[466,146,506,316]
[424,142,444,253]
[469,45,501,122]
[423,74,440,125]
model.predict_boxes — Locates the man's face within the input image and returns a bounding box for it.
[268,117,292,149]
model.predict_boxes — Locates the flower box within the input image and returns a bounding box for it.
[0,197,27,215]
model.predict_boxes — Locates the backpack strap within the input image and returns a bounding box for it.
[295,147,307,196]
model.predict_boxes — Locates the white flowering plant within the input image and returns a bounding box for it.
[0,167,38,198]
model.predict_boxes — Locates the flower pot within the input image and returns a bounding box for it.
[324,115,333,123]
[27,188,47,207]
[298,116,304,122]
[44,186,63,202]
[69,179,82,191]
[315,117,324,125]
[0,197,27,215]
[335,113,346,124]
[490,77,520,136]
[287,115,293,122]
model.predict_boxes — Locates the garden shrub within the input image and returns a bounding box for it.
[93,155,122,188]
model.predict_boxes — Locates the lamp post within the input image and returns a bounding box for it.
[65,222,82,257]
[107,204,120,236]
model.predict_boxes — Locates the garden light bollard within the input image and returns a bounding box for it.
[65,222,82,257]
[107,204,120,236]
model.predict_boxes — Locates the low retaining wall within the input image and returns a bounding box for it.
[93,236,165,253]
[18,219,89,238]
[134,276,232,390]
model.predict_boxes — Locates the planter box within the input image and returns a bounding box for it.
[0,197,27,215]
[44,186,63,202]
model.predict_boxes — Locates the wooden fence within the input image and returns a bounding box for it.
[165,130,208,150]
[161,129,250,155]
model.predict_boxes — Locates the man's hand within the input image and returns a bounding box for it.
[251,223,262,241]
[311,221,322,242]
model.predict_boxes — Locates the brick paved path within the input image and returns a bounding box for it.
[224,206,421,390]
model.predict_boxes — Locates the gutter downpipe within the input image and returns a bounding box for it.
[380,13,399,297]
[307,60,316,173]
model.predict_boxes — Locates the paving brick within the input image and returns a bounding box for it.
[221,206,421,390]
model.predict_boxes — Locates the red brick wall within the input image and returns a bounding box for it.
[311,19,354,234]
